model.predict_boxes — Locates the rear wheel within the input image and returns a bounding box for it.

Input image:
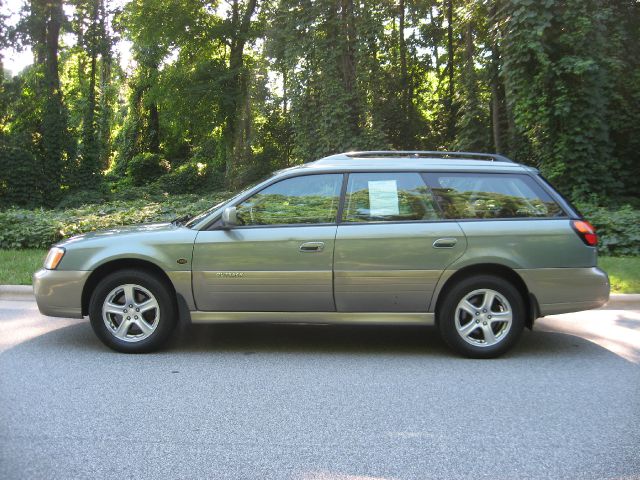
[437,275,525,358]
[89,269,177,353]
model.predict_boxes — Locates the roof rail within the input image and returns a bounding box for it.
[342,150,515,163]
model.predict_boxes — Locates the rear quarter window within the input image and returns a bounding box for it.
[426,173,565,219]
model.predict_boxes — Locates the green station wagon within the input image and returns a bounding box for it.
[33,151,610,357]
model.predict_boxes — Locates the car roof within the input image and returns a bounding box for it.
[281,151,531,174]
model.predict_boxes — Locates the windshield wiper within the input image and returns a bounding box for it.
[171,214,192,226]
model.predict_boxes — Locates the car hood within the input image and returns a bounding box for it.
[59,222,183,245]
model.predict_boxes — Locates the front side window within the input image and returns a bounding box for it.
[428,173,564,219]
[235,174,342,226]
[343,172,440,222]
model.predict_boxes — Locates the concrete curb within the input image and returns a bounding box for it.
[0,285,34,301]
[607,293,640,307]
[1,285,639,308]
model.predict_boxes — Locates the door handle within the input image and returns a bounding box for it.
[299,241,325,252]
[433,238,458,248]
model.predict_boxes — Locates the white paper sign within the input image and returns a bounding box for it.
[368,180,399,216]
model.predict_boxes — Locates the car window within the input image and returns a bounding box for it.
[342,172,440,222]
[428,173,564,219]
[235,174,342,226]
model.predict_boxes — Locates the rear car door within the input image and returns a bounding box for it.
[192,173,343,311]
[333,172,467,312]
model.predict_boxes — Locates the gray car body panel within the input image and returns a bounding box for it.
[33,154,610,323]
[334,222,467,312]
[192,226,337,311]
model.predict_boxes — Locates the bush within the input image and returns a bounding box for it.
[576,203,640,256]
[56,188,109,209]
[155,160,210,194]
[126,153,168,186]
[0,193,230,249]
[0,144,41,208]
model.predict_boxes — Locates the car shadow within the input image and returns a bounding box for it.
[1,318,632,363]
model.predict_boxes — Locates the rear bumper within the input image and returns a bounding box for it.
[517,267,610,316]
[33,269,90,318]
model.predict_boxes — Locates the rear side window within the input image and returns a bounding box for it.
[343,172,440,222]
[427,173,565,219]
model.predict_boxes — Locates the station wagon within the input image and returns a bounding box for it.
[33,151,610,357]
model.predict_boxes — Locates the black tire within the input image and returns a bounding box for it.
[437,274,525,358]
[89,269,177,353]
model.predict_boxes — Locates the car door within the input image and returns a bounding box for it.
[192,173,343,311]
[334,171,467,312]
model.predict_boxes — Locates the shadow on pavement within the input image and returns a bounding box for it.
[2,318,633,364]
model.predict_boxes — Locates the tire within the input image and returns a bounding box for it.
[437,275,525,358]
[89,269,177,353]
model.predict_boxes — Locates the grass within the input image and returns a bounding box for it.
[598,256,640,294]
[1,249,638,294]
[0,249,47,285]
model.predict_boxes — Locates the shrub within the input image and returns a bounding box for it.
[56,188,109,209]
[0,144,41,208]
[155,160,210,194]
[0,192,230,249]
[577,203,640,256]
[126,153,168,186]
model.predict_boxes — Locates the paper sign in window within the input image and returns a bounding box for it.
[368,180,399,216]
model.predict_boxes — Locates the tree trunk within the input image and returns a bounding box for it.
[399,0,409,122]
[445,0,456,143]
[45,0,62,95]
[98,0,112,169]
[490,44,506,153]
[148,101,160,154]
[489,2,506,153]
[224,0,258,187]
[40,0,65,204]
[340,0,359,132]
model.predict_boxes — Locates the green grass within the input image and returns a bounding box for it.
[1,249,638,294]
[0,249,47,285]
[598,256,640,294]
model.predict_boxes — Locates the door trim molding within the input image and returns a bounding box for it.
[190,311,435,325]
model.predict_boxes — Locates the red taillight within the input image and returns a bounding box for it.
[572,220,598,247]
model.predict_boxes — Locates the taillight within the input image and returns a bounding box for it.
[572,220,598,247]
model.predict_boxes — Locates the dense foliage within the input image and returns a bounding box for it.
[575,203,640,257]
[0,0,638,259]
[0,0,638,209]
[0,192,229,249]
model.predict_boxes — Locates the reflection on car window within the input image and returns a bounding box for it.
[236,174,342,226]
[343,172,440,222]
[430,173,564,219]
[185,174,276,228]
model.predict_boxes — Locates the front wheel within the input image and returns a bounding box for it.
[89,269,177,353]
[437,275,525,358]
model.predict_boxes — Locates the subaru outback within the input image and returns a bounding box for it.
[33,151,610,358]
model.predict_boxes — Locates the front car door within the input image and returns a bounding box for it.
[192,173,343,311]
[334,171,467,312]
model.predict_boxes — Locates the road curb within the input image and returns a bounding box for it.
[1,285,639,308]
[607,293,640,308]
[0,285,34,301]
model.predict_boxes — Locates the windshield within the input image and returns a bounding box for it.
[184,173,277,228]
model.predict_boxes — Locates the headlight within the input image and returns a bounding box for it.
[44,247,66,270]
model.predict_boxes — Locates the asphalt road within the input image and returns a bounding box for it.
[1,298,639,480]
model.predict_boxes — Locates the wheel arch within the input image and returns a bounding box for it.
[433,263,539,329]
[81,259,177,316]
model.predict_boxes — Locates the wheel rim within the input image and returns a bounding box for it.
[102,284,160,343]
[454,288,513,348]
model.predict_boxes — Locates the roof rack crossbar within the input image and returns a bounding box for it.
[341,150,514,163]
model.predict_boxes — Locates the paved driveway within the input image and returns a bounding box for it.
[1,298,639,480]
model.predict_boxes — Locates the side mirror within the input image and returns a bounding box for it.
[221,206,238,229]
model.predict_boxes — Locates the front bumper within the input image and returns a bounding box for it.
[517,267,610,316]
[33,269,91,318]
